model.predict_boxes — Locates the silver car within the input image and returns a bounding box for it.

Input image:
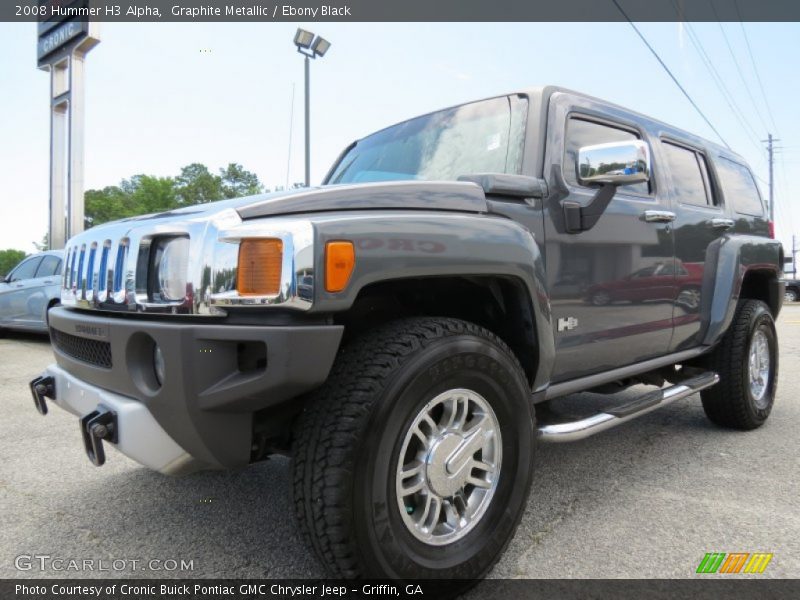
[0,250,64,334]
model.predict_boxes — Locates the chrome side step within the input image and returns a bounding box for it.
[537,372,719,443]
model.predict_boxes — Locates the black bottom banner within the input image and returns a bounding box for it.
[4,579,800,600]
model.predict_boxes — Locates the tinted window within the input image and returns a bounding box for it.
[662,142,713,207]
[9,257,41,282]
[717,158,764,216]
[328,96,527,184]
[565,118,649,195]
[36,255,62,277]
[632,266,657,278]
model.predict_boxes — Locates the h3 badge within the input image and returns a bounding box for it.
[557,316,579,332]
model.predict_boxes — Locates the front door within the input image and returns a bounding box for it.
[542,93,676,382]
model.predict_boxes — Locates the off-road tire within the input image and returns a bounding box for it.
[700,299,778,430]
[292,317,534,579]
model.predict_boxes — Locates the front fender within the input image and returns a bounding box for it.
[308,211,555,391]
[702,235,783,346]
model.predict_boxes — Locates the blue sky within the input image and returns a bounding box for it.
[0,21,798,254]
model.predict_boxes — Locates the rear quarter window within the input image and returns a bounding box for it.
[717,157,764,216]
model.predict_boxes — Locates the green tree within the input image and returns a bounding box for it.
[220,163,262,198]
[83,162,265,229]
[85,176,179,227]
[85,185,130,227]
[126,175,179,215]
[0,249,27,277]
[175,163,223,205]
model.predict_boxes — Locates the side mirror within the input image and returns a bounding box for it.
[560,140,651,234]
[577,140,650,187]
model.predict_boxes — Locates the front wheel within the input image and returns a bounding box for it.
[590,290,612,306]
[701,299,778,430]
[784,288,798,303]
[292,317,534,579]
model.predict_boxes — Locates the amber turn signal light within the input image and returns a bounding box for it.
[237,238,283,296]
[325,241,355,293]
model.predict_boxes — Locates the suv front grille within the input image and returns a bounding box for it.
[51,329,113,369]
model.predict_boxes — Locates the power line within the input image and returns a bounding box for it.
[611,0,730,148]
[734,0,780,133]
[709,0,770,133]
[669,0,762,151]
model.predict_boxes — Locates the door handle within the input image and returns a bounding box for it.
[708,218,735,230]
[15,283,24,288]
[643,210,676,223]
[43,280,54,284]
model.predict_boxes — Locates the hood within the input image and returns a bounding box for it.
[235,180,488,220]
[109,180,488,228]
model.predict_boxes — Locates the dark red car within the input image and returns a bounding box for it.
[587,261,703,310]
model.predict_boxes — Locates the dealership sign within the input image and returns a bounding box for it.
[37,0,100,249]
[38,18,89,61]
[36,0,93,64]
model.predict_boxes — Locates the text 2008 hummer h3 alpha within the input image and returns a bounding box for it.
[32,87,783,580]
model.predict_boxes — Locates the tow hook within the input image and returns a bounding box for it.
[80,405,118,466]
[29,375,55,415]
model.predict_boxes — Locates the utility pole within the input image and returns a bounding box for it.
[763,133,780,223]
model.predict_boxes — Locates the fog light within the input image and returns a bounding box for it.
[153,344,166,386]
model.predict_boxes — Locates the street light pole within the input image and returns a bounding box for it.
[293,29,331,188]
[304,54,310,188]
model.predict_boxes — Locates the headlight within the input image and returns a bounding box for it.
[155,237,190,301]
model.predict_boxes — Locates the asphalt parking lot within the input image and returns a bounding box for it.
[1,307,798,581]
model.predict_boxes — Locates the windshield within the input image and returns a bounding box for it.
[326,95,528,184]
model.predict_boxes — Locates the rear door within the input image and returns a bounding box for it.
[542,92,676,382]
[25,254,63,326]
[658,139,728,351]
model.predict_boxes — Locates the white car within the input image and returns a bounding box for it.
[0,251,64,334]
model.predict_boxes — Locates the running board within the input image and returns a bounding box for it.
[537,372,719,443]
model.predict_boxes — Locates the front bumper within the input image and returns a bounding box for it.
[43,307,343,471]
[37,364,197,474]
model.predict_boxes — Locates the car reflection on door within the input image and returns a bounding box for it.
[586,261,703,312]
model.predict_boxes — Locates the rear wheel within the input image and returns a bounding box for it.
[676,286,701,312]
[701,299,778,430]
[292,317,534,579]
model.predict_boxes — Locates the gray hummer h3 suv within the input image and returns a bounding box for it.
[31,86,783,580]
